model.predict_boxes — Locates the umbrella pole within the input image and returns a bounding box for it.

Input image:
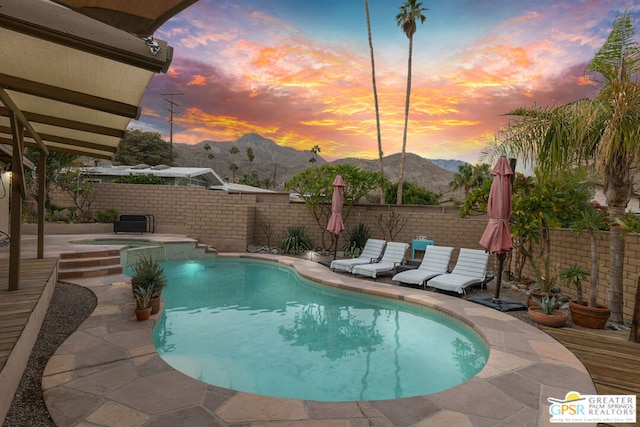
[493,252,506,300]
[333,234,339,260]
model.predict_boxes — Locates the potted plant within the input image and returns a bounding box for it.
[131,254,167,314]
[528,294,567,328]
[567,207,611,329]
[559,264,589,305]
[528,254,558,308]
[134,285,153,321]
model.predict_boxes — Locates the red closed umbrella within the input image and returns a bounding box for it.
[478,157,521,307]
[479,156,513,255]
[326,175,345,259]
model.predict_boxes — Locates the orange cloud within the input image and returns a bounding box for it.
[187,75,207,86]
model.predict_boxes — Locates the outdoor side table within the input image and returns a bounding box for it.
[411,239,434,258]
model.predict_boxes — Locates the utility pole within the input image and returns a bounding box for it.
[162,92,182,165]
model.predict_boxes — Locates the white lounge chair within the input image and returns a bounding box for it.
[391,245,454,288]
[351,242,409,278]
[330,238,386,273]
[426,248,490,294]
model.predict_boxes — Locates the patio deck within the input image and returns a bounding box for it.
[0,257,58,422]
[1,234,634,425]
[542,327,640,427]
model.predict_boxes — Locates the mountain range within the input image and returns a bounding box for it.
[172,133,466,197]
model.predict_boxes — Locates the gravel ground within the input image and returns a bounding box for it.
[3,283,96,427]
[1,266,538,427]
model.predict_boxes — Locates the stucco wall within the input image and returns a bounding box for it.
[44,182,638,319]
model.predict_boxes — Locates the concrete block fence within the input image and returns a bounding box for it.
[42,183,637,320]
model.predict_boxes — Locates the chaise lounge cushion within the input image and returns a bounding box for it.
[330,239,386,273]
[351,242,409,278]
[426,248,489,294]
[392,245,454,287]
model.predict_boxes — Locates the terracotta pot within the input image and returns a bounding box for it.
[135,307,151,321]
[569,300,610,329]
[149,295,161,314]
[528,307,568,328]
[528,290,548,309]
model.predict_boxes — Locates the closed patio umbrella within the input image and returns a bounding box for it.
[326,175,345,260]
[470,157,525,311]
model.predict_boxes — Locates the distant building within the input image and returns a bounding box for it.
[80,164,274,193]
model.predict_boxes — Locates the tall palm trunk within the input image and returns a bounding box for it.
[588,229,599,308]
[396,35,413,205]
[604,153,633,323]
[365,0,385,204]
[608,206,627,323]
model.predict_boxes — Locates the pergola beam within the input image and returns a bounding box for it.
[0,137,116,160]
[0,88,48,155]
[0,73,141,119]
[0,107,125,137]
[0,127,119,154]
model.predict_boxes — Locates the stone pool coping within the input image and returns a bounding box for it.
[43,251,597,426]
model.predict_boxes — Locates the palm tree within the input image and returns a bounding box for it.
[229,145,239,181]
[229,163,238,182]
[450,163,490,198]
[488,13,640,324]
[395,0,427,205]
[310,145,321,167]
[246,147,254,173]
[203,143,214,167]
[365,0,385,204]
[449,164,473,197]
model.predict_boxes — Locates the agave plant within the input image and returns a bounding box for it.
[131,254,167,297]
[279,226,313,255]
[134,285,153,310]
[532,294,558,315]
[341,223,371,256]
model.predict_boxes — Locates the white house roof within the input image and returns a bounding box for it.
[210,182,276,194]
[82,164,275,193]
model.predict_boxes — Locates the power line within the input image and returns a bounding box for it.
[161,92,182,165]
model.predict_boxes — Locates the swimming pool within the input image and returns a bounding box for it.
[147,258,488,402]
[74,239,157,248]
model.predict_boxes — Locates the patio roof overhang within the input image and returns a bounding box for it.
[0,0,173,160]
[49,0,199,38]
[0,0,177,291]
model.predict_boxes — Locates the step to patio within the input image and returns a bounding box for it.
[58,249,123,280]
[58,255,121,270]
[59,249,120,259]
[196,243,217,255]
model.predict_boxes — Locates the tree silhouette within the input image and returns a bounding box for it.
[395,0,428,205]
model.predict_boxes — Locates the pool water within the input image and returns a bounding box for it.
[148,258,488,402]
[78,239,155,248]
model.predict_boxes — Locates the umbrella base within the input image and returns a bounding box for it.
[318,260,332,268]
[468,296,526,312]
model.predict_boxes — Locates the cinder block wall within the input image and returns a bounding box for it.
[52,184,257,251]
[47,183,638,319]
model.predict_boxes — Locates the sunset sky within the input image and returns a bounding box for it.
[132,0,638,164]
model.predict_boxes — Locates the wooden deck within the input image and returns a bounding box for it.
[543,326,640,427]
[0,258,58,422]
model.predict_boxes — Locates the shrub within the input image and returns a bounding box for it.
[341,223,371,256]
[279,226,313,255]
[113,173,165,184]
[131,254,167,297]
[96,209,118,223]
[384,182,440,205]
